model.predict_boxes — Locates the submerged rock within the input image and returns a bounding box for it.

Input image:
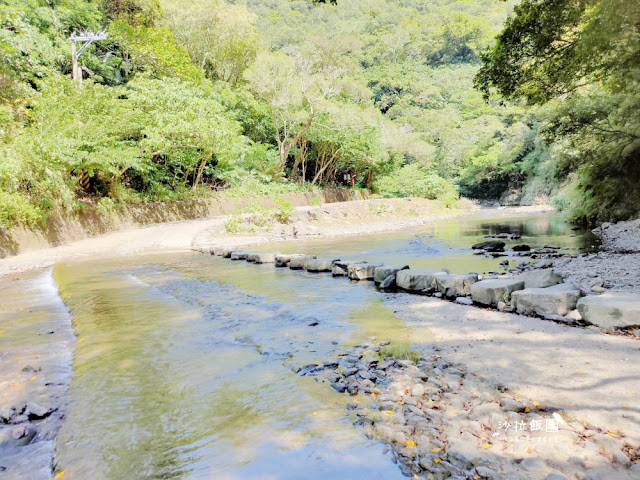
[471,241,505,252]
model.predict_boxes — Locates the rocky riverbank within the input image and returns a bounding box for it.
[290,340,639,479]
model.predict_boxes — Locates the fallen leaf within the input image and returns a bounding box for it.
[405,440,415,448]
[607,432,619,438]
[383,410,394,415]
[431,447,442,453]
[532,401,541,408]
[433,458,441,464]
[54,472,65,480]
[481,443,491,449]
[370,393,377,398]
[524,407,531,413]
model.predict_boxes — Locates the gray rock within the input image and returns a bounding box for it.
[230,251,248,260]
[433,272,479,297]
[565,309,582,321]
[472,241,505,252]
[577,293,640,329]
[331,260,363,276]
[254,253,277,264]
[306,258,338,272]
[379,274,397,289]
[396,268,439,291]
[374,265,410,284]
[512,244,531,251]
[274,254,293,267]
[289,255,314,269]
[512,283,582,317]
[26,402,51,419]
[470,278,525,306]
[348,263,383,281]
[475,466,500,479]
[212,247,229,256]
[591,285,606,293]
[246,253,258,262]
[522,269,563,288]
[220,248,233,258]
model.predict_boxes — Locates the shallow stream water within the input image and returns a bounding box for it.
[0,211,596,479]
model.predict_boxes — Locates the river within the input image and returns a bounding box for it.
[0,211,596,479]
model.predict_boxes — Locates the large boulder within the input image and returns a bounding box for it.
[348,263,384,281]
[512,283,581,317]
[577,293,640,330]
[471,241,505,252]
[470,278,525,306]
[433,272,479,297]
[521,269,563,288]
[254,253,277,264]
[230,251,248,260]
[289,255,314,270]
[374,265,410,284]
[306,258,339,272]
[396,268,439,291]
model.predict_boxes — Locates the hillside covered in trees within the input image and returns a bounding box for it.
[0,0,637,230]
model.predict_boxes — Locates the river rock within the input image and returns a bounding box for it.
[512,283,582,316]
[433,272,478,297]
[348,263,384,281]
[577,293,640,329]
[396,268,439,291]
[246,253,259,262]
[374,265,410,284]
[306,258,338,272]
[512,244,531,252]
[211,247,229,256]
[471,241,505,252]
[332,260,363,276]
[275,254,293,267]
[220,248,233,258]
[289,254,314,269]
[379,274,396,289]
[455,296,473,305]
[254,253,277,264]
[470,278,525,306]
[522,269,563,288]
[230,251,248,260]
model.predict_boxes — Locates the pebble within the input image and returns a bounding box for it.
[455,297,473,305]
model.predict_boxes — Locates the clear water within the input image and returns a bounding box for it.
[0,211,596,479]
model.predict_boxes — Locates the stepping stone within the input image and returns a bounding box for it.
[396,268,439,291]
[512,283,581,317]
[471,241,505,252]
[433,272,478,297]
[289,255,314,270]
[577,293,640,330]
[306,258,339,272]
[470,278,525,306]
[230,251,248,260]
[374,265,410,284]
[275,254,293,267]
[332,260,364,276]
[246,253,259,262]
[348,263,384,281]
[254,253,277,264]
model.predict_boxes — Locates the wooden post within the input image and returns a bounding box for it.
[69,32,107,83]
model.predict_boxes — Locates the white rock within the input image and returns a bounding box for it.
[577,293,640,329]
[396,268,439,291]
[470,278,525,306]
[512,283,582,317]
[433,273,479,297]
[522,269,564,288]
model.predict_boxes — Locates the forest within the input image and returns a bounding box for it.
[0,0,638,230]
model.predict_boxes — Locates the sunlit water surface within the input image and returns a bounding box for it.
[10,211,594,479]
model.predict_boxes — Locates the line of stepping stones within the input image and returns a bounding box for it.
[199,247,639,332]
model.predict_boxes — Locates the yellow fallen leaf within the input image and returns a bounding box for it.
[54,472,65,480]
[370,393,377,398]
[607,432,619,438]
[431,447,441,453]
[384,410,394,415]
[577,369,585,373]
[433,458,441,464]
[481,443,491,449]
[78,337,85,342]
[405,440,415,448]
[532,401,541,408]
[599,447,606,455]
[524,407,531,413]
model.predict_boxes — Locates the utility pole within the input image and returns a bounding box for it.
[70,31,107,82]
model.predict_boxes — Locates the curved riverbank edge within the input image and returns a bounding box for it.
[0,188,366,260]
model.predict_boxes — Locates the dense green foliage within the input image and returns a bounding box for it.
[477,0,640,223]
[1,0,633,230]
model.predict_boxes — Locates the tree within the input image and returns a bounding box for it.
[244,50,343,170]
